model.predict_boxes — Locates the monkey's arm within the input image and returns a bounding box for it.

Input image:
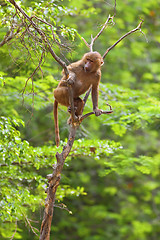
[67,71,76,85]
[61,70,76,86]
[91,83,102,116]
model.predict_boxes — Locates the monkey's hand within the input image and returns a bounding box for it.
[67,72,76,86]
[67,77,75,86]
[94,108,102,116]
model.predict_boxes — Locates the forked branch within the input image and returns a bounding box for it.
[82,15,115,52]
[81,0,117,52]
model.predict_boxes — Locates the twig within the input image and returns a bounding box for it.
[30,15,71,50]
[0,25,22,47]
[103,19,144,59]
[90,15,114,52]
[80,110,113,121]
[24,214,39,236]
[81,37,90,48]
[113,0,117,17]
[55,203,72,214]
[81,14,114,52]
[9,0,69,77]
[83,87,92,110]
[80,103,113,122]
[21,50,45,96]
[81,0,117,52]
[9,221,17,240]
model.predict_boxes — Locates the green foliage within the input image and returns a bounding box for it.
[0,117,86,238]
[0,0,160,239]
[0,117,45,221]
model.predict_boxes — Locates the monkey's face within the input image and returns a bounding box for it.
[84,58,94,72]
[83,52,104,73]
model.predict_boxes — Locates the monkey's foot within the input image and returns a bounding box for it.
[94,108,103,116]
[67,106,77,114]
[67,115,81,125]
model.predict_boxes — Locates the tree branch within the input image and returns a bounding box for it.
[0,25,22,47]
[9,0,77,127]
[40,125,77,240]
[8,0,69,77]
[90,15,115,52]
[81,14,115,52]
[81,0,116,52]
[103,19,144,59]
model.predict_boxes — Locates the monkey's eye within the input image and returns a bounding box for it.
[87,58,93,63]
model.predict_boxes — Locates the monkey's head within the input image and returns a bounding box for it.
[83,52,104,73]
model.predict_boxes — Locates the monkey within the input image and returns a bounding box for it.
[53,51,104,147]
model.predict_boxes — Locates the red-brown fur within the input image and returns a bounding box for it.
[53,51,104,147]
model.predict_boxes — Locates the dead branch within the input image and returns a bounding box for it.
[80,102,113,122]
[80,110,113,122]
[90,15,115,52]
[82,15,115,52]
[9,0,69,77]
[81,0,117,52]
[103,19,144,59]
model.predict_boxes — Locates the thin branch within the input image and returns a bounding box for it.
[81,15,115,52]
[55,203,72,214]
[90,15,114,52]
[80,110,113,122]
[80,103,113,122]
[103,19,144,59]
[113,0,117,17]
[83,88,92,107]
[81,0,117,51]
[21,50,45,96]
[9,0,69,77]
[81,37,90,48]
[9,221,17,240]
[24,214,39,236]
[0,25,22,47]
[31,15,71,50]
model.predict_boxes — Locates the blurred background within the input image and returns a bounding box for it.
[0,0,160,239]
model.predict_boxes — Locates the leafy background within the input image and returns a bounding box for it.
[0,0,160,239]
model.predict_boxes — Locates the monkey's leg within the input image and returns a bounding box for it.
[74,98,84,116]
[67,98,84,115]
[54,87,70,107]
[67,98,84,124]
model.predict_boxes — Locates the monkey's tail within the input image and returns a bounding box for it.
[53,100,60,147]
